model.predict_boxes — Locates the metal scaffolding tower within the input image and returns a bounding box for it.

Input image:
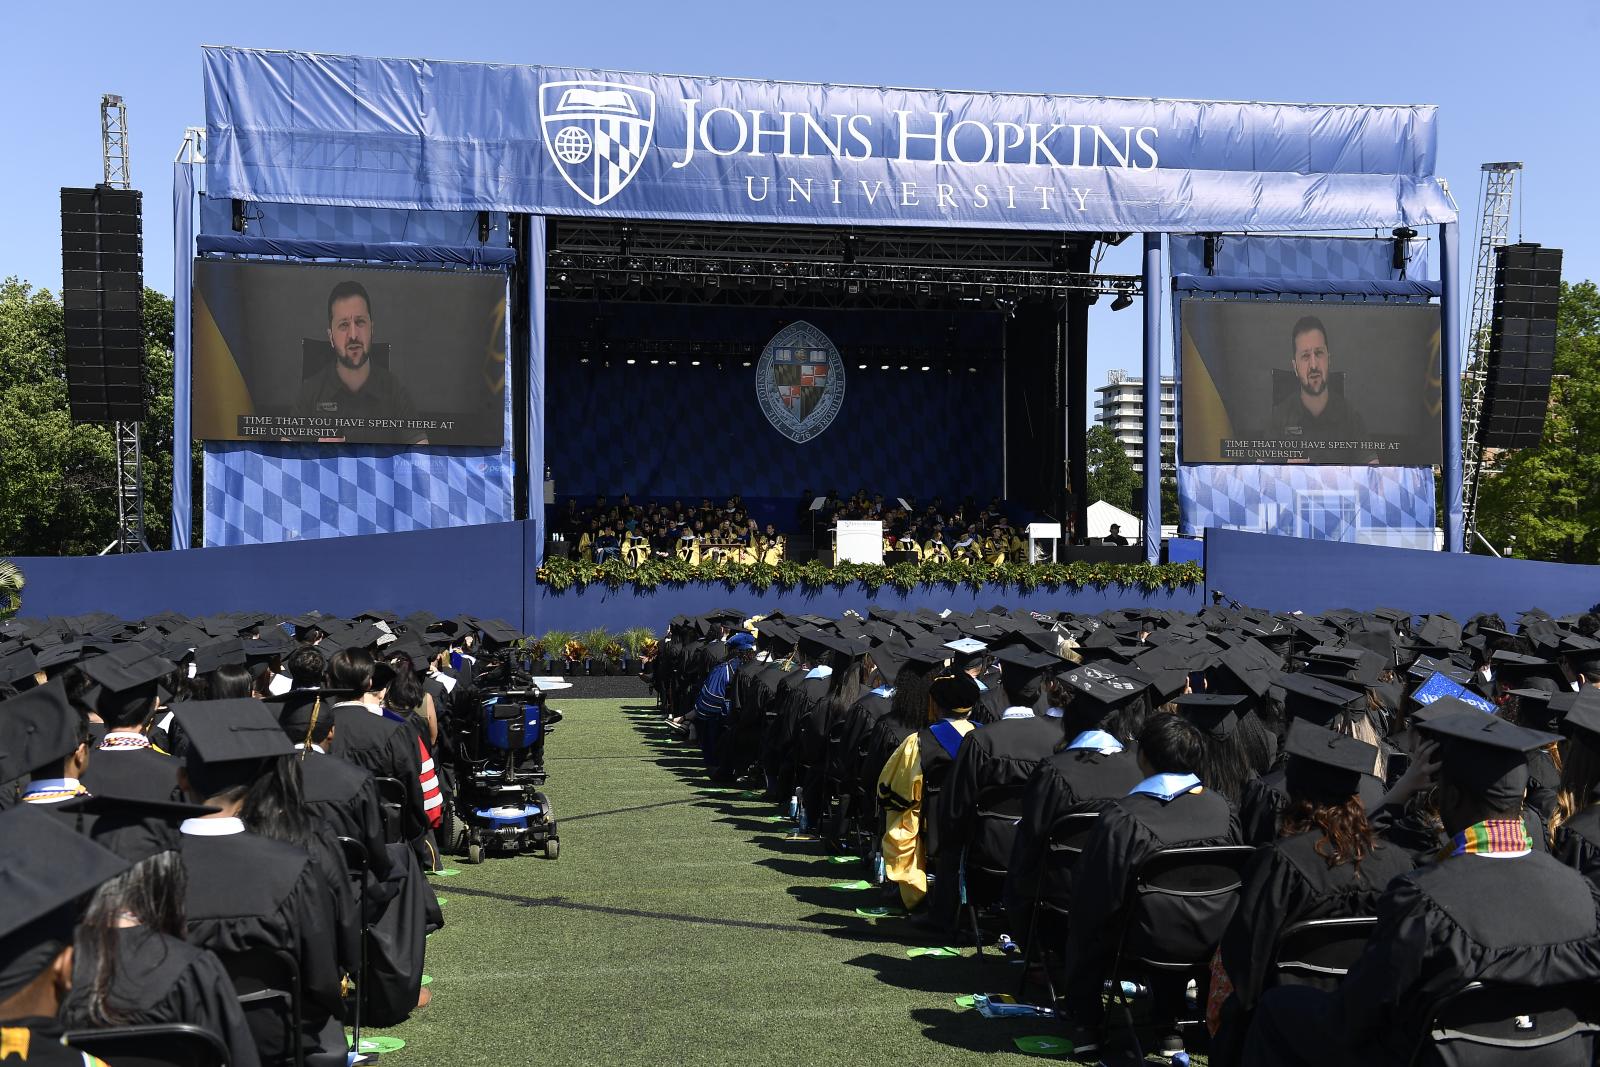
[100,93,148,554]
[1461,162,1521,548]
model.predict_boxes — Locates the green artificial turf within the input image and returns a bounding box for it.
[365,700,1202,1065]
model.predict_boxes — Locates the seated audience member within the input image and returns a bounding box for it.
[694,632,757,770]
[80,652,182,798]
[1003,670,1147,941]
[60,789,261,1067]
[172,700,347,1067]
[1060,713,1241,1058]
[0,680,93,814]
[1210,721,1414,1065]
[327,648,429,844]
[0,804,130,1067]
[877,670,981,911]
[1550,689,1600,883]
[1243,702,1600,1066]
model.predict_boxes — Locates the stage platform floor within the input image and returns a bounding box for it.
[371,698,1205,1064]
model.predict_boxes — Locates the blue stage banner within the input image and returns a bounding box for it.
[202,47,1454,232]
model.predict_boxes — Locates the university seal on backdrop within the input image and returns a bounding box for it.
[756,321,846,444]
[539,81,655,206]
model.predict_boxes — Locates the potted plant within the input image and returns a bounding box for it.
[580,628,613,675]
[540,630,573,675]
[602,640,625,675]
[562,638,588,675]
[0,560,22,620]
[621,627,654,673]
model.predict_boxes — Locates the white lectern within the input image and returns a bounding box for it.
[1027,522,1063,563]
[834,520,884,565]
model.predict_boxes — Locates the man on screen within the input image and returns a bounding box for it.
[291,280,429,445]
[1267,315,1368,445]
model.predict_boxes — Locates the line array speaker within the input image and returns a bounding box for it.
[60,185,145,423]
[1479,243,1561,450]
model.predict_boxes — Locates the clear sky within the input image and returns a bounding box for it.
[3,0,1595,402]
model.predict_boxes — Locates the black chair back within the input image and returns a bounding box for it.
[970,786,1027,878]
[217,946,304,1067]
[1036,810,1102,913]
[1274,915,1377,990]
[374,776,406,843]
[1120,844,1255,969]
[61,1023,229,1067]
[1416,981,1600,1067]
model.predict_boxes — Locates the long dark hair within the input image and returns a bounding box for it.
[68,851,188,1027]
[196,662,255,700]
[239,754,315,849]
[1552,732,1600,840]
[889,668,936,730]
[383,654,425,714]
[824,652,866,729]
[1281,794,1376,873]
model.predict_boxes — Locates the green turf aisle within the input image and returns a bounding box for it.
[361,699,1108,1065]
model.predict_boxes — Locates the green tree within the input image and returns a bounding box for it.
[0,277,195,556]
[1475,280,1600,562]
[1086,423,1140,513]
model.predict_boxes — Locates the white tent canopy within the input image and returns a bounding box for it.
[1086,500,1141,541]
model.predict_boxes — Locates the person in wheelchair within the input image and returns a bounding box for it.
[1243,701,1600,1066]
[1059,712,1241,1058]
[1209,720,1414,1065]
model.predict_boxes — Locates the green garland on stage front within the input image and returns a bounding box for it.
[535,555,1203,595]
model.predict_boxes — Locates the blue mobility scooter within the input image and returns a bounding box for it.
[453,678,562,862]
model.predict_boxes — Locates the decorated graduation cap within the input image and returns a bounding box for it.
[928,671,981,716]
[0,679,83,782]
[173,699,294,798]
[725,631,756,652]
[0,804,130,1001]
[1057,662,1150,714]
[1283,718,1378,801]
[1417,704,1561,810]
[1176,692,1247,738]
[942,637,989,671]
[1278,672,1367,726]
[65,788,219,864]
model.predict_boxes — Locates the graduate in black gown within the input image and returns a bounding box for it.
[79,651,180,801]
[0,680,92,818]
[926,646,1066,929]
[1210,721,1414,1066]
[1549,689,1600,884]
[1002,670,1147,944]
[1059,712,1241,1058]
[171,700,348,1067]
[1244,700,1600,1066]
[58,789,261,1067]
[325,647,428,844]
[0,804,128,1067]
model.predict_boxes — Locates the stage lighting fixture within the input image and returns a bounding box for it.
[899,365,908,371]
[1052,241,1071,271]
[920,365,930,372]
[842,233,859,264]
[668,360,677,366]
[1083,290,1100,306]
[231,199,246,233]
[477,211,491,243]
[650,359,659,365]
[742,361,752,367]
[691,360,701,367]
[1391,226,1418,273]
[879,364,889,371]
[1100,232,1130,247]
[1111,287,1135,312]
[1203,234,1219,273]
[580,357,590,364]
[858,364,867,371]
[627,359,637,365]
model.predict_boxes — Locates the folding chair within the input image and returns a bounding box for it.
[217,946,304,1067]
[1016,810,1101,1001]
[374,776,406,844]
[60,1023,228,1067]
[1106,844,1256,1060]
[1272,915,1377,991]
[1412,981,1600,1067]
[956,788,1026,955]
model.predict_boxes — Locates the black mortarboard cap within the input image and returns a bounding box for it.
[992,645,1061,687]
[1177,693,1246,738]
[0,646,40,687]
[262,686,354,744]
[243,633,294,666]
[1058,662,1150,711]
[33,642,84,674]
[1556,689,1600,742]
[865,638,912,685]
[0,679,81,781]
[1210,646,1274,698]
[942,637,988,670]
[1418,705,1561,809]
[65,789,218,864]
[193,639,246,674]
[82,651,175,695]
[1283,718,1378,799]
[1491,651,1570,692]
[173,699,294,795]
[1278,672,1367,726]
[0,804,129,977]
[476,619,522,646]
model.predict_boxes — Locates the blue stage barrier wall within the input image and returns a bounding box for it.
[529,582,1205,634]
[13,522,529,624]
[1204,528,1600,620]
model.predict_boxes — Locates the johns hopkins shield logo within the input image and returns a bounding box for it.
[756,321,846,444]
[539,81,656,206]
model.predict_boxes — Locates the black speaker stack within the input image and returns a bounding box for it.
[1479,242,1561,449]
[60,185,145,424]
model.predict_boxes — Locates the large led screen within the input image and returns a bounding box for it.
[192,260,506,447]
[1180,299,1442,465]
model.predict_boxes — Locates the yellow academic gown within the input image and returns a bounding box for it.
[877,718,977,910]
